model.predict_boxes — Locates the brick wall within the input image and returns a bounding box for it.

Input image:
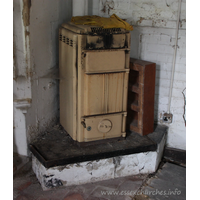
[98,0,186,150]
[138,28,186,150]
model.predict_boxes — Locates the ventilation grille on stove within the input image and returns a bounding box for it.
[59,34,74,47]
[90,27,122,34]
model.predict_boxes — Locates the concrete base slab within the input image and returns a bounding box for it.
[32,131,166,191]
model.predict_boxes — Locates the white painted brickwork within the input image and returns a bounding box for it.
[98,0,186,150]
[32,133,166,190]
[141,31,186,150]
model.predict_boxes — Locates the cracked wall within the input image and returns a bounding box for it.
[99,0,186,29]
[13,0,33,155]
[98,0,186,150]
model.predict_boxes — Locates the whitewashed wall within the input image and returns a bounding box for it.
[26,0,73,146]
[13,0,72,156]
[13,0,32,155]
[96,0,186,150]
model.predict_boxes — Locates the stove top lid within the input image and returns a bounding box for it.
[61,22,128,35]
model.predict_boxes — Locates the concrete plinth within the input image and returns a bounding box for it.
[32,130,166,191]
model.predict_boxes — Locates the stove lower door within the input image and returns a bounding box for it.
[81,112,127,142]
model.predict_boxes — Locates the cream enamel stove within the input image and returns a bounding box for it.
[59,22,131,142]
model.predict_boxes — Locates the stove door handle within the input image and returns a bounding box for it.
[81,121,86,128]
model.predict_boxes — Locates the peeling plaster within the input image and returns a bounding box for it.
[99,0,185,29]
[113,156,122,168]
[136,17,145,25]
[44,177,63,188]
[26,66,34,78]
[48,81,56,89]
[25,29,30,37]
[22,0,33,80]
[182,88,186,126]
[14,98,32,104]
[101,0,114,15]
[180,19,186,28]
[22,0,31,27]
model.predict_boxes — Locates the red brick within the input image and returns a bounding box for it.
[63,193,84,200]
[17,181,32,191]
[36,198,49,200]
[13,164,17,172]
[16,195,29,200]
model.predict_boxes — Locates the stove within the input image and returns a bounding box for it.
[59,22,131,142]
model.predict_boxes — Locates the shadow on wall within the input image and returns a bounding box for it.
[88,0,93,15]
[154,64,160,123]
[13,127,18,155]
[130,28,140,59]
[13,127,23,172]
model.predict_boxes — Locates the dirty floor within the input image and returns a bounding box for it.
[13,154,186,200]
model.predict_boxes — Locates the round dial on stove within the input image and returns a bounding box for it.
[98,119,112,133]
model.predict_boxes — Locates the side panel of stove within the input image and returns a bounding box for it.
[59,28,77,141]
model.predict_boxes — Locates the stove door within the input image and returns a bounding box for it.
[84,50,126,73]
[83,72,128,116]
[81,113,126,142]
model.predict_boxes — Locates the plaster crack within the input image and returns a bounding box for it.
[113,156,122,175]
[165,0,170,7]
[101,0,114,15]
[139,165,145,172]
[182,88,186,126]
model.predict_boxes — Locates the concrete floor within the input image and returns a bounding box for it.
[13,155,186,200]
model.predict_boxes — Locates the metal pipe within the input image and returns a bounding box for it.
[167,0,182,113]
